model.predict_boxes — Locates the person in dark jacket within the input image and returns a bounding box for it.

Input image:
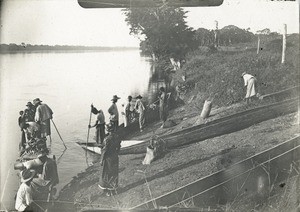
[33,98,53,138]
[98,123,121,196]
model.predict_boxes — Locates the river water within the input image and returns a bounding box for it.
[0,49,160,210]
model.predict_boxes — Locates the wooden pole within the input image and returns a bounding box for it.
[257,36,260,54]
[281,24,287,64]
[214,20,218,48]
[51,119,67,149]
[85,105,93,167]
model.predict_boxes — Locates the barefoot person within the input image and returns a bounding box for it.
[98,123,121,196]
[241,72,257,104]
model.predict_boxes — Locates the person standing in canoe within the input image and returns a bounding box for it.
[108,95,120,132]
[241,72,257,104]
[18,111,27,153]
[98,123,121,196]
[158,87,169,128]
[33,98,53,138]
[134,95,146,132]
[89,108,106,145]
[25,102,36,122]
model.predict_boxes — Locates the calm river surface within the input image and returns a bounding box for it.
[0,49,154,210]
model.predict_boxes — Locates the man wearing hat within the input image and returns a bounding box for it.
[241,72,257,104]
[108,95,120,132]
[134,95,146,132]
[33,98,53,138]
[15,169,36,211]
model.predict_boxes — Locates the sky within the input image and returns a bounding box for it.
[0,0,299,47]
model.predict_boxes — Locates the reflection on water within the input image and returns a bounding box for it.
[0,50,165,210]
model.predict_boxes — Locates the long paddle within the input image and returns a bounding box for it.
[85,104,93,166]
[51,119,67,149]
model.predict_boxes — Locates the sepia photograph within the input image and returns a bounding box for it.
[0,0,299,211]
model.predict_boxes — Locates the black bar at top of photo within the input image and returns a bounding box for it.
[78,0,224,8]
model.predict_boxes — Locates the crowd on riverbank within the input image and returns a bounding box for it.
[88,86,171,144]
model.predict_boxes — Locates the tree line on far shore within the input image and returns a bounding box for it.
[0,43,138,53]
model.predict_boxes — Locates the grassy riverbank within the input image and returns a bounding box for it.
[172,33,299,107]
[56,34,299,211]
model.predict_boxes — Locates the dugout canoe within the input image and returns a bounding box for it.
[133,135,300,209]
[76,140,146,155]
[119,97,299,155]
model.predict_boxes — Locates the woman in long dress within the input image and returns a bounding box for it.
[98,123,121,196]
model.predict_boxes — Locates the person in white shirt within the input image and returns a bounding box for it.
[242,72,257,103]
[134,95,146,132]
[15,169,35,212]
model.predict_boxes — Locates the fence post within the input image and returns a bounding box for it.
[257,35,260,54]
[281,24,287,64]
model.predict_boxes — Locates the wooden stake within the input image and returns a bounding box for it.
[257,36,260,54]
[281,24,287,64]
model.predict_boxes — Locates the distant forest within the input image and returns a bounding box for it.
[0,43,138,53]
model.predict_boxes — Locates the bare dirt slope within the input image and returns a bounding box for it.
[58,111,299,210]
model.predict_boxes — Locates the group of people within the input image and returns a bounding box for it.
[88,87,169,197]
[15,98,57,211]
[18,98,53,156]
[89,87,169,145]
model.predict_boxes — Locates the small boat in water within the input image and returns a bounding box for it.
[76,140,146,155]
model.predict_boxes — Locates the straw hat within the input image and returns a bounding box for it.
[20,169,36,183]
[111,95,121,101]
[135,95,143,99]
[33,98,42,105]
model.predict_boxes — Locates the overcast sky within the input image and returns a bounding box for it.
[0,0,298,47]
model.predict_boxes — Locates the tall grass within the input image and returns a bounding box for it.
[175,34,299,107]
